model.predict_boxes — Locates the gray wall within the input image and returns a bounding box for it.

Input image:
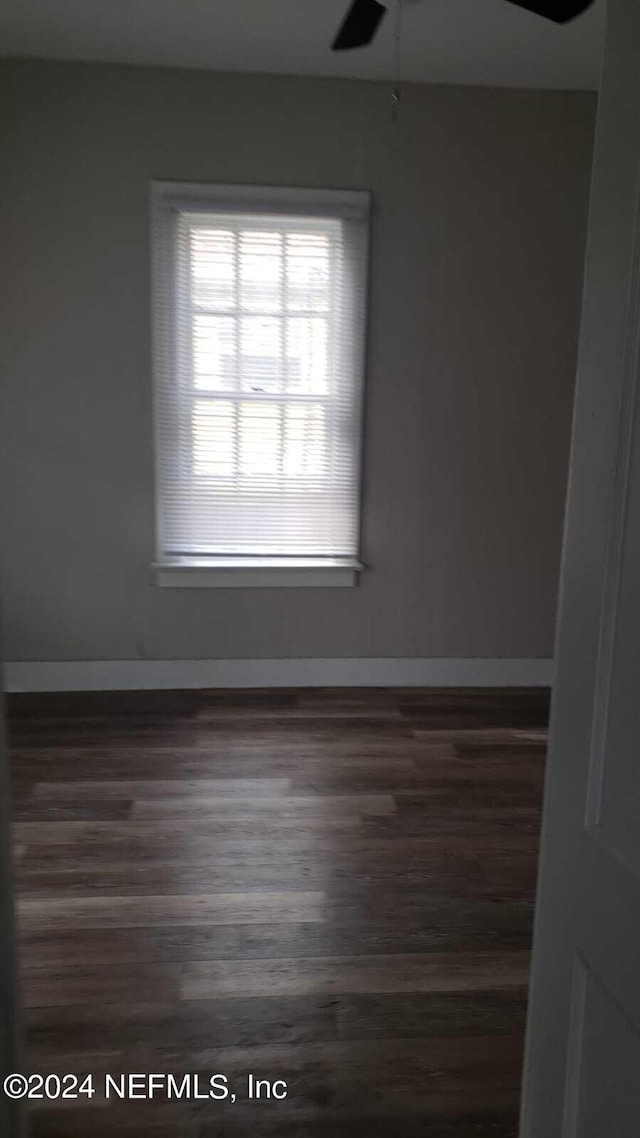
[0,60,596,663]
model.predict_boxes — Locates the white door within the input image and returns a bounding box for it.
[521,1,640,1134]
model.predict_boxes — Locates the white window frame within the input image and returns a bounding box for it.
[150,181,370,588]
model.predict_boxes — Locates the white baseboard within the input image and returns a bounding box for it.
[3,657,554,693]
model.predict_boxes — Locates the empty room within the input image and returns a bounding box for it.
[4,1,640,1136]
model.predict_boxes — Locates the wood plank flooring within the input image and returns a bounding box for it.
[7,687,549,1137]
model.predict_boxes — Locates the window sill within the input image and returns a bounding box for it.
[152,558,364,588]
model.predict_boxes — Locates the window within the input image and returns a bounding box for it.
[151,182,370,587]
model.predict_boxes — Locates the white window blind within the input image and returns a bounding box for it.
[151,183,370,569]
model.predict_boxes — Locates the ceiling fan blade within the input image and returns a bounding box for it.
[503,0,596,22]
[331,0,387,51]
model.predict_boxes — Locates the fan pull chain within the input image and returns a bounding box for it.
[391,0,403,122]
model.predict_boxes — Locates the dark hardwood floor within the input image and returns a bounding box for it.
[7,687,549,1137]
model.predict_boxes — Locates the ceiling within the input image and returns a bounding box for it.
[0,0,605,90]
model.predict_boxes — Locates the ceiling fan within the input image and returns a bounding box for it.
[331,0,597,51]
